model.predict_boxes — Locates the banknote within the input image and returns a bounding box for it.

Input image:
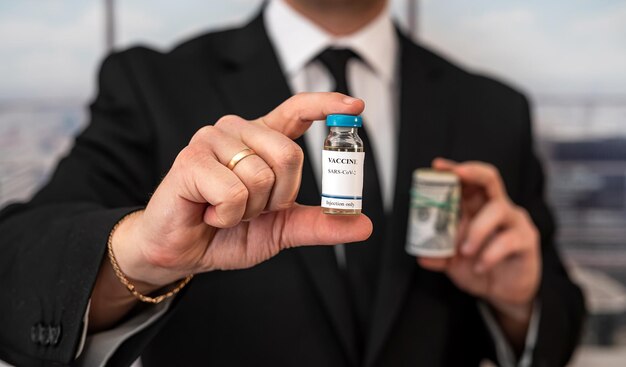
[406,169,460,258]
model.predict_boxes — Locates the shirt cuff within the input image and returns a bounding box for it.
[74,298,173,367]
[478,300,541,367]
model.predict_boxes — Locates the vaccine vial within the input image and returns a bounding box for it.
[321,114,365,215]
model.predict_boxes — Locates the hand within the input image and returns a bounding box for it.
[111,93,372,288]
[93,94,372,331]
[418,158,541,349]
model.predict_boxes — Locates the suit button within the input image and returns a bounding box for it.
[31,323,49,345]
[40,325,50,346]
[30,323,41,344]
[30,323,61,346]
[49,325,62,346]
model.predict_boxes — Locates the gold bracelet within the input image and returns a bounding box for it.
[107,212,194,304]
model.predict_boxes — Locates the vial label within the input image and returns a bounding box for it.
[321,150,365,210]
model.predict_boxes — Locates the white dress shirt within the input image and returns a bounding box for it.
[265,0,398,211]
[73,1,540,366]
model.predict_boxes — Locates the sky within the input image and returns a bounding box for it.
[0,0,262,100]
[0,0,625,100]
[418,0,626,96]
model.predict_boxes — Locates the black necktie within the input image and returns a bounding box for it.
[316,48,385,340]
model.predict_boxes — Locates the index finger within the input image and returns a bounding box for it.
[433,158,507,199]
[253,92,365,139]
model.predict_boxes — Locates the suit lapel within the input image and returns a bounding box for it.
[212,13,291,120]
[364,32,455,367]
[214,14,359,365]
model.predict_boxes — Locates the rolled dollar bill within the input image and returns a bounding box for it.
[405,169,460,258]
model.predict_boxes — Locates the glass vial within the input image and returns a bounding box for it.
[321,114,365,215]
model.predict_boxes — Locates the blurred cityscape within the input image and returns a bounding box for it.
[0,100,85,206]
[536,96,626,352]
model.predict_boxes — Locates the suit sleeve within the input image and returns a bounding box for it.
[515,95,587,367]
[0,51,159,366]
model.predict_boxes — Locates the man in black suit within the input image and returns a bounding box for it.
[0,0,584,366]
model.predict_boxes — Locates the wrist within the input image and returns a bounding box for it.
[110,210,182,291]
[489,299,534,324]
[487,298,535,352]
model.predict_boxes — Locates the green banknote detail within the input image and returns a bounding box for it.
[410,189,456,211]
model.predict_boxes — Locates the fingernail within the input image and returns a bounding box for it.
[434,157,455,165]
[342,96,358,104]
[461,241,472,255]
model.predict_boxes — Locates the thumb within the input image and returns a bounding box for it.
[254,92,365,140]
[279,204,373,248]
[432,157,458,171]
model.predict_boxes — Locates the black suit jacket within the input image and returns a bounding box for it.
[0,12,585,367]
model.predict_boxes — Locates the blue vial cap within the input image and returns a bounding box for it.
[326,114,362,127]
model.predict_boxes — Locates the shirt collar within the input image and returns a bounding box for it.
[264,0,398,84]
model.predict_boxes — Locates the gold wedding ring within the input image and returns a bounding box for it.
[227,148,257,170]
